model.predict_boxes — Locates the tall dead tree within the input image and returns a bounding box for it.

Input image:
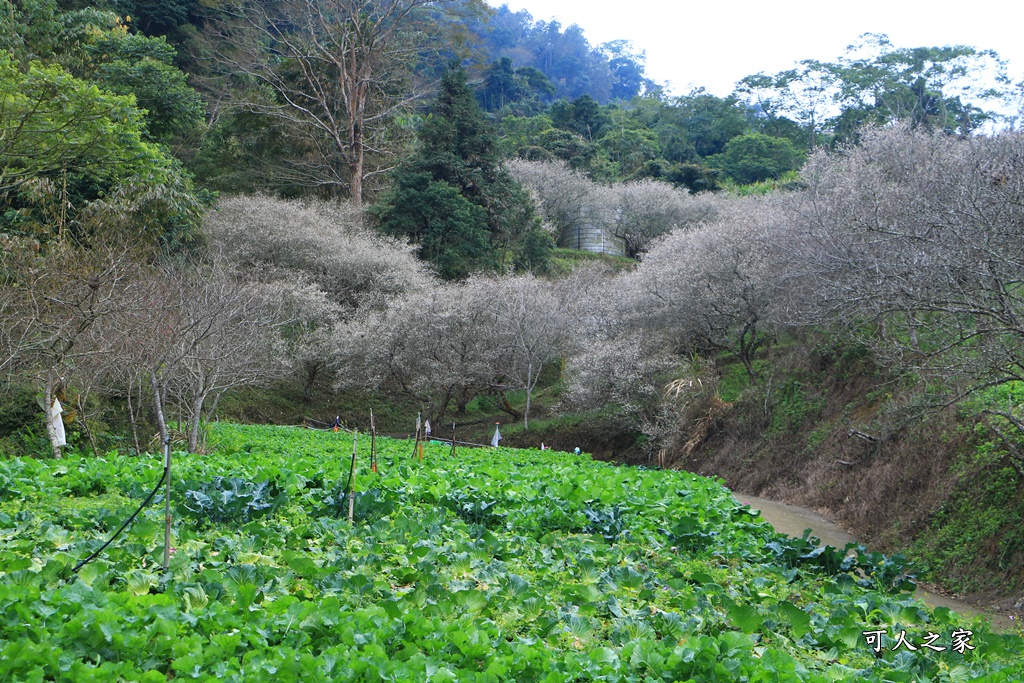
[205,0,461,205]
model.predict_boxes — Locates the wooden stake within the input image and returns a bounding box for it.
[370,410,378,474]
[450,422,457,457]
[411,412,422,460]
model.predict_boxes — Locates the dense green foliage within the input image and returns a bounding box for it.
[0,423,1020,681]
[709,133,805,185]
[476,57,557,114]
[493,91,806,191]
[0,1,205,246]
[0,53,159,178]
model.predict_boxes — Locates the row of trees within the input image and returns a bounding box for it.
[5,126,1023,464]
[0,0,531,219]
[292,126,1024,469]
[4,0,1023,462]
[0,236,284,456]
[300,127,1024,459]
[276,125,1024,473]
[0,190,436,457]
[337,273,568,429]
[566,126,1024,469]
[10,0,1013,233]
[8,0,1017,217]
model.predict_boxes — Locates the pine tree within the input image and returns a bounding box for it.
[374,64,551,280]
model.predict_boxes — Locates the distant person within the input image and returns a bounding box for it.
[332,416,341,432]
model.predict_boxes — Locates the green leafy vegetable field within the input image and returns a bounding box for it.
[1,424,1020,682]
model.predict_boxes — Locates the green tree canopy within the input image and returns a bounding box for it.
[737,34,1010,147]
[477,58,556,114]
[0,52,204,248]
[374,64,550,279]
[710,133,804,185]
[85,32,203,143]
[1,2,203,144]
[550,94,610,140]
[0,54,168,200]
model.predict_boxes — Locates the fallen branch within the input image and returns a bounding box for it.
[847,428,878,443]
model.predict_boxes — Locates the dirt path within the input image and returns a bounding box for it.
[733,493,1017,632]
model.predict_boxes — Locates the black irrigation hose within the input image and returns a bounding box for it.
[341,456,355,498]
[71,462,169,575]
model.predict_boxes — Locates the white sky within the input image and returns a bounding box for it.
[485,0,1024,98]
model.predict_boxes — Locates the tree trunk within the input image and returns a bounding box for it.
[207,390,226,425]
[738,324,761,381]
[523,362,535,430]
[76,392,100,457]
[126,376,143,456]
[496,391,522,420]
[457,386,471,415]
[150,370,169,447]
[302,362,319,403]
[349,144,363,208]
[347,82,366,207]
[188,391,208,454]
[430,385,453,431]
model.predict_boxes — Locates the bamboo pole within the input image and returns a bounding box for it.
[162,436,172,570]
[450,422,457,458]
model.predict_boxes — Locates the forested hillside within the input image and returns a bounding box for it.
[2,0,1024,622]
